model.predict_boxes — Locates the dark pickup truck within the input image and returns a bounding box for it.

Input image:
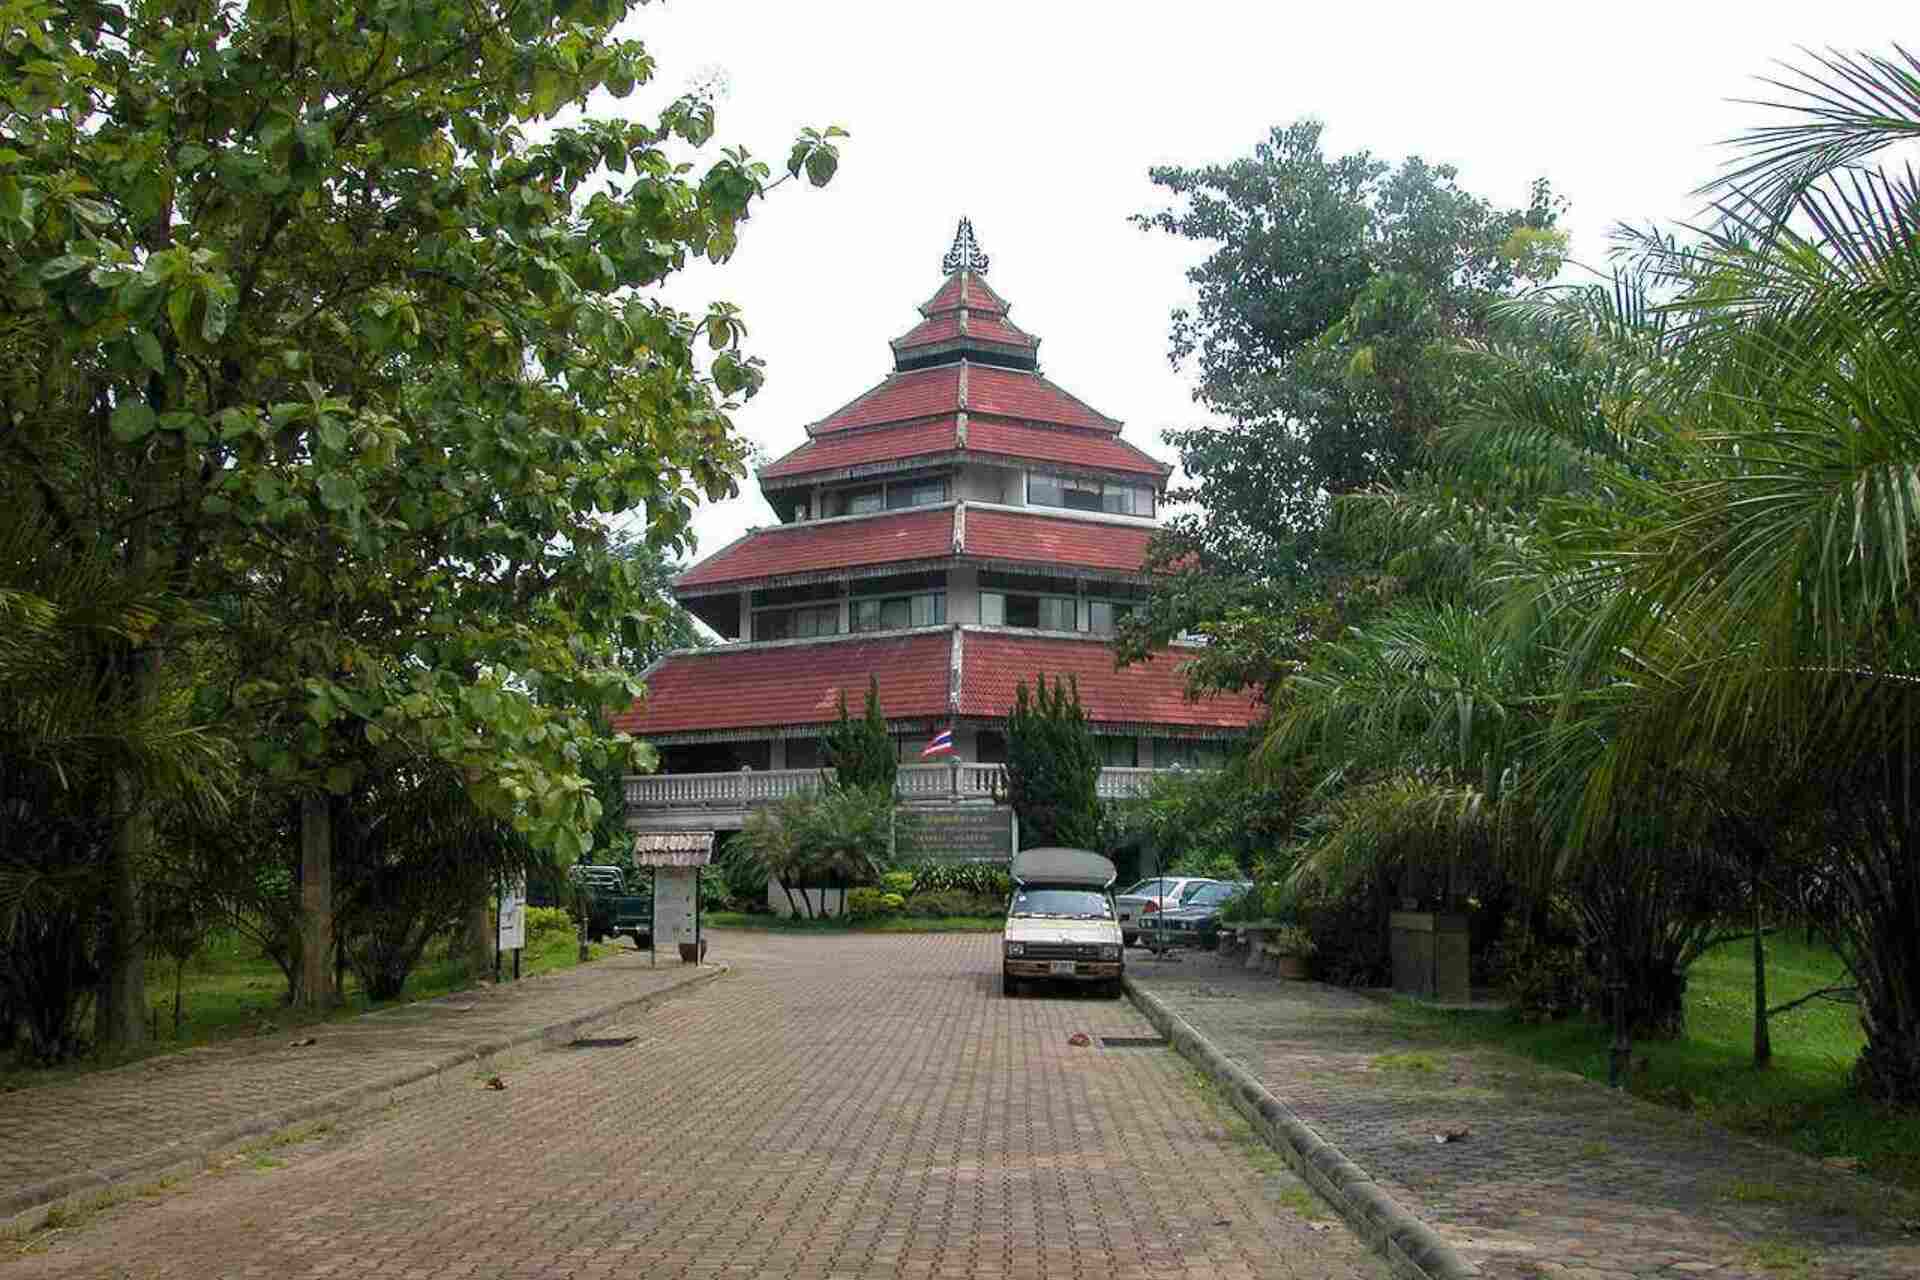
[530,865,653,950]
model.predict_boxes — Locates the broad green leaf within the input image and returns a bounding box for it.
[110,401,156,442]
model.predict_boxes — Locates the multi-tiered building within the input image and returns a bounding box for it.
[618,221,1261,842]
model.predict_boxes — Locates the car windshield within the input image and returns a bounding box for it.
[1010,888,1113,920]
[1120,879,1174,898]
[1181,882,1241,906]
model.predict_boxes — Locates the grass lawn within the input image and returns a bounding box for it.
[0,925,619,1091]
[706,911,1003,933]
[1385,934,1920,1192]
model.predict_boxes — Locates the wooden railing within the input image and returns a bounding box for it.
[625,763,1168,811]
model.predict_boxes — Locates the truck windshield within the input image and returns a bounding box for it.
[1009,888,1112,920]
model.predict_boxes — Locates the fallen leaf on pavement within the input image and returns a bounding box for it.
[1067,1032,1091,1047]
[1433,1126,1471,1144]
[484,1075,507,1090]
[288,1037,317,1048]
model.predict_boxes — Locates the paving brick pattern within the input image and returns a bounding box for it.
[1130,949,1920,1280]
[7,933,1386,1280]
[0,946,709,1204]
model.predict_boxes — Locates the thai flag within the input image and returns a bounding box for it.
[920,728,957,759]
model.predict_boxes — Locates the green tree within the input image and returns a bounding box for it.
[825,677,897,793]
[1500,45,1920,1100]
[1121,122,1563,691]
[1,0,843,1029]
[1002,674,1100,850]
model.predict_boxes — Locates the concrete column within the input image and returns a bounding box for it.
[769,738,787,770]
[948,564,980,624]
[738,588,752,641]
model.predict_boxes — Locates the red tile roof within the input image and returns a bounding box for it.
[964,314,1033,347]
[811,365,1118,434]
[919,271,1010,316]
[963,509,1155,574]
[613,633,954,736]
[677,508,955,589]
[965,420,1169,477]
[894,314,963,347]
[968,366,1117,430]
[760,420,960,481]
[960,631,1264,730]
[813,366,961,433]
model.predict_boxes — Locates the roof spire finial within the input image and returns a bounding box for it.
[941,217,990,276]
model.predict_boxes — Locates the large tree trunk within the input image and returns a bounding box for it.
[93,779,148,1050]
[461,891,493,982]
[298,792,335,1009]
[1752,902,1772,1069]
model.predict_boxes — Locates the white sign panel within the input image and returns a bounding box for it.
[653,867,698,950]
[497,874,527,951]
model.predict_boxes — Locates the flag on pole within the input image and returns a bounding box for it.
[920,727,957,759]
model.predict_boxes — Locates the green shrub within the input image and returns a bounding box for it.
[846,887,888,917]
[907,861,1010,897]
[1300,876,1392,987]
[1492,916,1585,1022]
[1167,848,1245,881]
[880,870,916,896]
[1221,879,1296,924]
[523,906,575,947]
[902,888,1003,918]
[880,892,905,912]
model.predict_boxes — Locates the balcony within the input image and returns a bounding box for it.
[624,763,1166,830]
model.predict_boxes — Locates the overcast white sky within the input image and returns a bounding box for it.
[610,1,1903,563]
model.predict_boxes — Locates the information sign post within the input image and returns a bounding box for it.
[496,873,527,982]
[632,832,715,966]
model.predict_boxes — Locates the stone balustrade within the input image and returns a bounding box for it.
[624,762,1169,813]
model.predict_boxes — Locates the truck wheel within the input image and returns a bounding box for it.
[1002,973,1018,997]
[1106,979,1125,999]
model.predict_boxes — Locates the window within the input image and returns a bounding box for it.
[1084,600,1138,636]
[825,475,949,516]
[885,476,949,509]
[753,604,840,641]
[976,730,1007,763]
[1027,472,1155,517]
[851,591,944,633]
[1098,735,1138,767]
[1152,738,1228,770]
[784,738,824,769]
[980,590,1074,632]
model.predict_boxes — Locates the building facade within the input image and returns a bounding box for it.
[616,221,1263,839]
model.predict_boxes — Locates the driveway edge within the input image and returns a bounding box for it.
[1125,977,1476,1280]
[0,963,726,1229]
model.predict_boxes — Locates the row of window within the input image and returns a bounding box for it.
[778,734,1226,770]
[1026,473,1155,517]
[978,592,1137,635]
[779,470,1158,524]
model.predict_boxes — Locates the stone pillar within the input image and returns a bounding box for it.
[948,564,980,624]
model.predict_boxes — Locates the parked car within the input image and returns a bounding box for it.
[1148,880,1254,951]
[1002,847,1124,998]
[529,865,653,950]
[1113,876,1220,947]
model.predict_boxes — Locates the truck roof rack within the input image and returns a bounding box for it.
[1010,847,1116,889]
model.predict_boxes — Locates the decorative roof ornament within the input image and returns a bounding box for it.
[941,217,990,276]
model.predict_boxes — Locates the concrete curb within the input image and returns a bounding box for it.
[0,963,726,1229]
[1125,977,1476,1280]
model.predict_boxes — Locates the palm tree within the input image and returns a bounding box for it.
[1520,46,1920,1100]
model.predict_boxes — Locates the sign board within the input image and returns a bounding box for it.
[497,874,526,951]
[653,867,698,950]
[894,805,1014,862]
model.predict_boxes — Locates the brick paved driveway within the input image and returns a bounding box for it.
[1132,950,1920,1280]
[8,933,1386,1280]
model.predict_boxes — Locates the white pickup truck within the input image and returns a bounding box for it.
[1001,847,1125,998]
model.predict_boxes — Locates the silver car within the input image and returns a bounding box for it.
[1113,877,1219,947]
